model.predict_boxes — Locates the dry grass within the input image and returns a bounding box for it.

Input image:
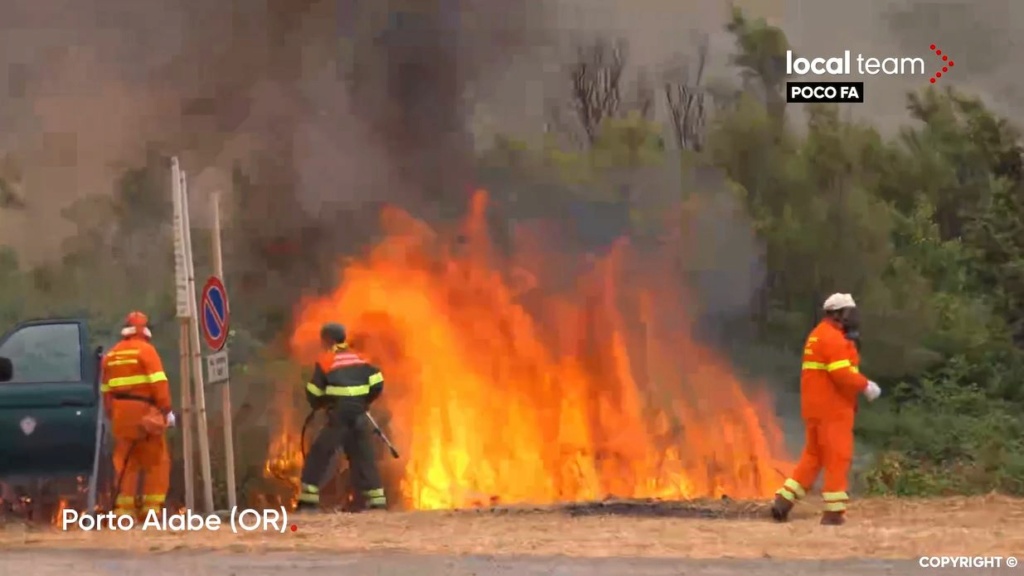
[3,496,1023,559]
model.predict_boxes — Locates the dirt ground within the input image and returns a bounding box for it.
[2,496,1023,574]
[1,550,992,576]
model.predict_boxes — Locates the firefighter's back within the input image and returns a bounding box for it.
[102,338,165,439]
[317,349,382,419]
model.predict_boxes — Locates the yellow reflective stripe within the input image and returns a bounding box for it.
[363,488,385,498]
[105,371,167,388]
[783,478,806,498]
[110,350,140,357]
[115,496,135,504]
[802,360,857,372]
[302,484,319,494]
[822,491,849,502]
[826,360,852,371]
[107,359,139,367]
[106,375,150,388]
[143,495,165,502]
[368,371,384,385]
[305,382,324,396]
[776,488,797,502]
[824,501,847,512]
[325,384,371,396]
[850,366,859,373]
[298,493,319,503]
[368,496,387,505]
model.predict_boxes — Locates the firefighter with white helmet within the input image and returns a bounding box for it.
[771,293,882,525]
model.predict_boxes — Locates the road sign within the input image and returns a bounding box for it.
[200,276,230,351]
[205,350,229,385]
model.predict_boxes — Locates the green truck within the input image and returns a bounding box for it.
[0,319,113,519]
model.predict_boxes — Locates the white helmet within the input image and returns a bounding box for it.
[822,293,856,311]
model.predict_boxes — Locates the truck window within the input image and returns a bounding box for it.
[0,323,82,384]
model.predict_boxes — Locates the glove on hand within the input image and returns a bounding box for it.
[863,381,882,402]
[166,411,177,428]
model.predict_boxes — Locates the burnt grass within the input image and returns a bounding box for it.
[461,497,771,520]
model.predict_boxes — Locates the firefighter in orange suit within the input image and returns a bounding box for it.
[296,323,387,512]
[771,293,882,525]
[101,311,176,518]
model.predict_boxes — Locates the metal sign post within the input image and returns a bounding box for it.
[209,190,238,510]
[170,157,195,511]
[200,245,237,508]
[181,170,215,513]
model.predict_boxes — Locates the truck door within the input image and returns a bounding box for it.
[0,319,97,477]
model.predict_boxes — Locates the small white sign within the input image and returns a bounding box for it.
[205,350,229,384]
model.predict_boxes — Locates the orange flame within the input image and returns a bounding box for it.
[52,499,69,526]
[285,191,788,510]
[263,369,303,509]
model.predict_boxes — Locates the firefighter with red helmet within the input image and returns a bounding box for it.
[101,311,176,518]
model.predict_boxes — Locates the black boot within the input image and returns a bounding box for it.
[770,494,794,522]
[820,511,845,525]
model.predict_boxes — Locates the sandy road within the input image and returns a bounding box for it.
[2,551,1011,576]
[2,496,1022,575]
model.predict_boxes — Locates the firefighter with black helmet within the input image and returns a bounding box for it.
[296,322,387,512]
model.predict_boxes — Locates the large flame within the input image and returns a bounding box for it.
[282,191,788,510]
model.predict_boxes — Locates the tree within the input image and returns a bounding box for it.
[664,33,709,152]
[725,7,790,120]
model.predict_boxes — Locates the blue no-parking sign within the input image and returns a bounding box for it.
[200,276,230,352]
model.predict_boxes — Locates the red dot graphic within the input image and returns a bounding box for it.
[290,524,298,532]
[929,45,956,84]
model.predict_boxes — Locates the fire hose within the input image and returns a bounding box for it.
[300,408,400,460]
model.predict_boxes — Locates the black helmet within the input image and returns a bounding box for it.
[320,323,347,345]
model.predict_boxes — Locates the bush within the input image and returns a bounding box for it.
[856,353,1024,495]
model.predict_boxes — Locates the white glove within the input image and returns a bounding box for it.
[863,381,881,402]
[166,411,177,428]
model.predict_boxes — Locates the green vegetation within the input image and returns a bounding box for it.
[3,8,1023,501]
[478,8,1024,497]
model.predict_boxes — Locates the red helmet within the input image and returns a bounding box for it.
[122,311,152,339]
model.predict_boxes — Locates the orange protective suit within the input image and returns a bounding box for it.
[101,332,172,518]
[775,318,868,515]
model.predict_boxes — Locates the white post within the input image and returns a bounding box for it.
[181,170,216,513]
[211,190,238,510]
[170,157,196,511]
